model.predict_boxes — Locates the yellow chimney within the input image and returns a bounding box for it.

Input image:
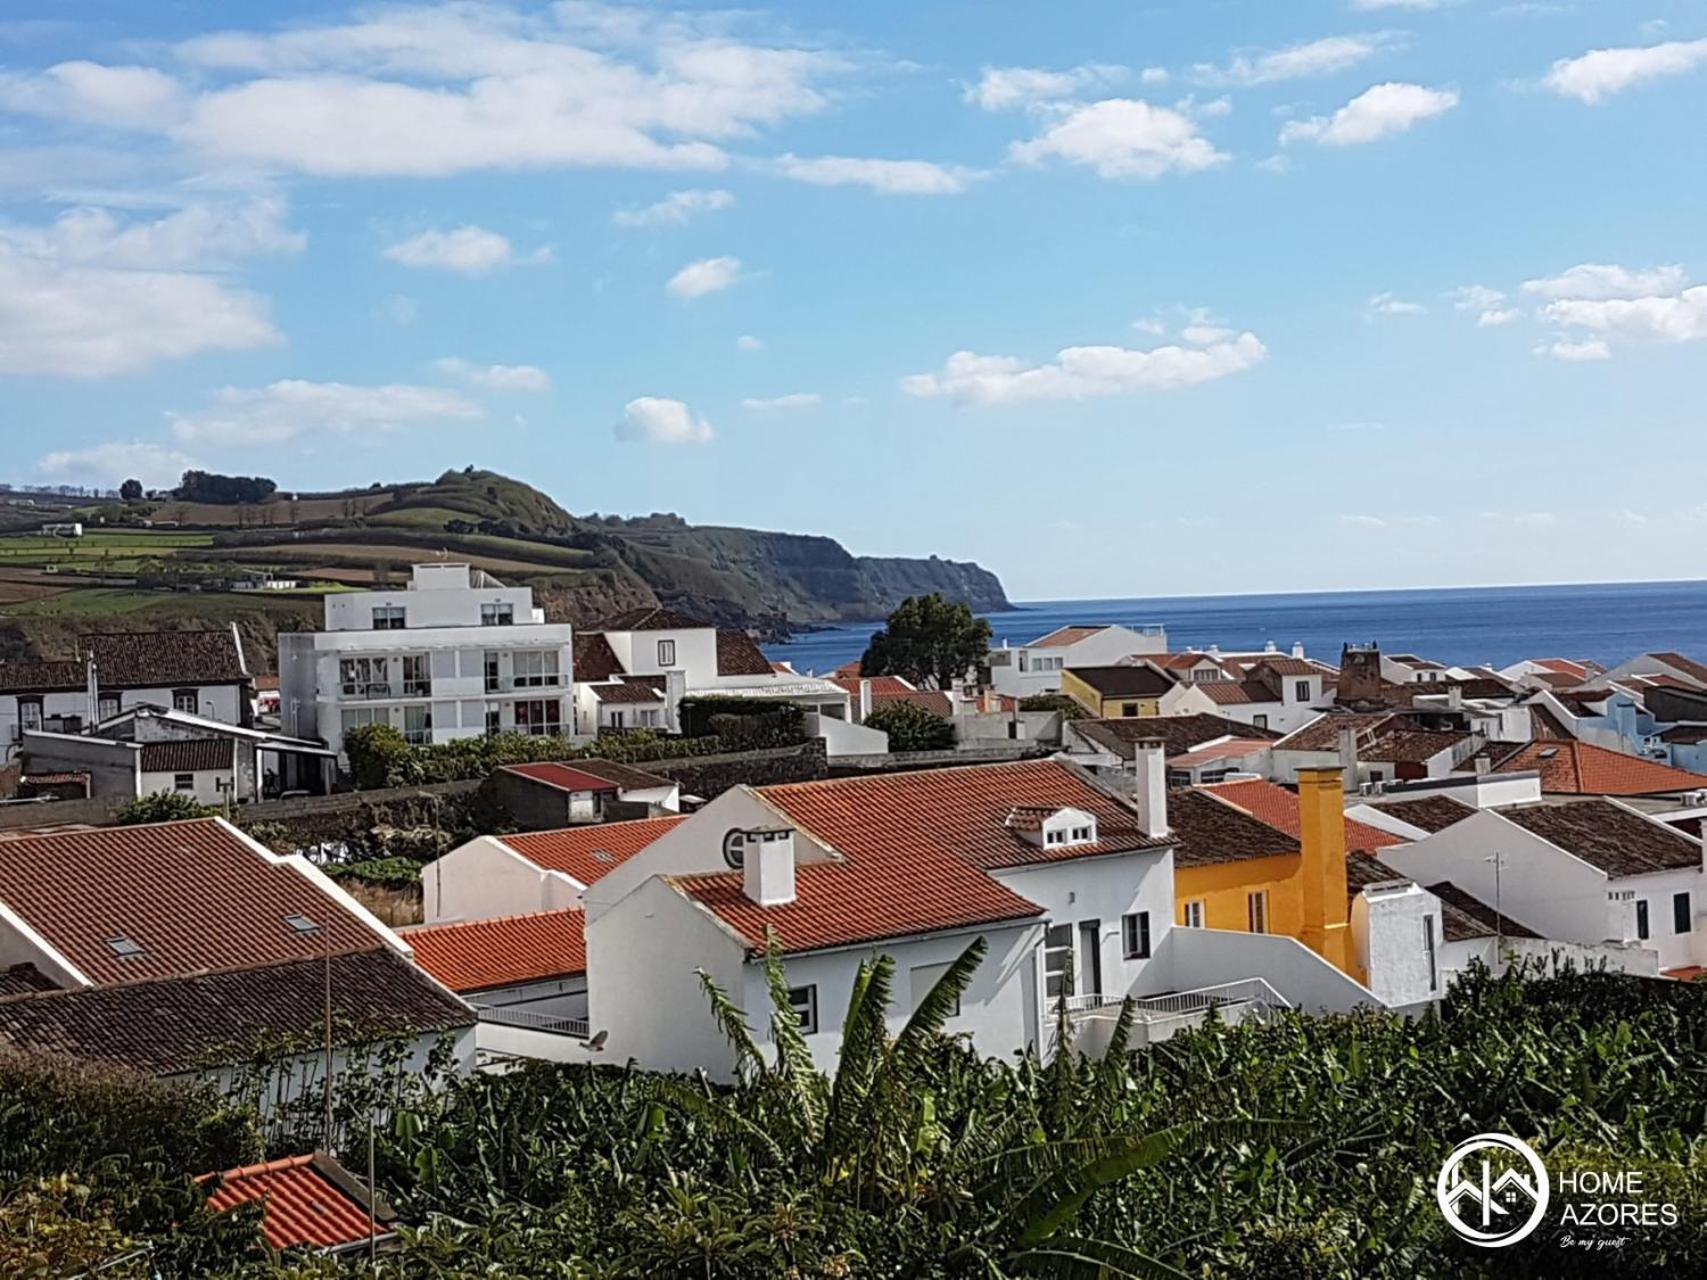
[1295,766,1353,974]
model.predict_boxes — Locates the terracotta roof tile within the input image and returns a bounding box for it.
[1203,778,1400,852]
[1650,652,1707,686]
[503,762,621,793]
[1498,798,1703,878]
[1196,680,1276,706]
[573,633,624,681]
[503,815,687,884]
[1360,728,1471,765]
[1166,789,1299,868]
[1072,714,1281,759]
[591,680,665,704]
[1424,881,1542,943]
[0,818,390,985]
[139,739,234,773]
[598,606,712,632]
[1067,665,1177,698]
[1366,794,1475,833]
[1030,625,1108,648]
[1166,738,1273,768]
[570,758,674,790]
[1274,712,1396,753]
[0,659,86,694]
[0,949,471,1074]
[1463,740,1707,796]
[673,760,1165,954]
[202,1153,396,1253]
[403,909,585,992]
[716,630,774,676]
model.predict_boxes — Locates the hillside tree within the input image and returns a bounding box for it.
[118,478,143,501]
[860,592,991,690]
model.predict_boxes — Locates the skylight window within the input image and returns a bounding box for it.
[283,914,320,935]
[105,934,144,958]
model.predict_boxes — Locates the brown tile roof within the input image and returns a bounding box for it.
[1204,778,1400,852]
[1274,712,1396,753]
[0,949,471,1074]
[1344,855,1412,895]
[1366,794,1475,833]
[503,815,688,884]
[716,629,774,676]
[202,1152,397,1253]
[139,739,234,773]
[1650,652,1707,686]
[1534,658,1600,681]
[570,758,675,791]
[1251,656,1319,677]
[1167,738,1273,768]
[674,760,1166,955]
[0,963,57,997]
[502,762,620,794]
[1658,725,1707,745]
[1500,799,1704,878]
[84,630,247,689]
[598,606,712,632]
[1066,665,1177,698]
[1424,881,1543,943]
[591,680,665,704]
[1528,704,1574,740]
[1463,740,1707,796]
[0,818,390,985]
[1073,713,1282,759]
[573,633,624,681]
[1360,728,1471,765]
[403,909,585,992]
[1166,789,1300,868]
[0,659,86,694]
[1031,625,1108,648]
[1197,680,1278,706]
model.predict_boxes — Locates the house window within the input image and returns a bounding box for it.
[97,693,121,721]
[371,604,406,630]
[172,688,199,714]
[484,705,502,736]
[1044,923,1075,1001]
[788,984,818,1034]
[512,650,559,688]
[1045,828,1064,846]
[339,657,387,698]
[1183,900,1206,929]
[515,699,562,736]
[1121,702,1139,717]
[1122,911,1151,959]
[910,963,960,1017]
[401,654,430,697]
[1247,891,1269,934]
[173,773,194,792]
[17,697,43,733]
[1294,680,1311,701]
[1674,891,1692,935]
[1018,651,1030,673]
[1423,914,1439,993]
[340,707,384,735]
[481,602,514,627]
[403,705,433,745]
[1636,899,1650,941]
[1070,825,1092,843]
[657,639,677,667]
[638,708,660,727]
[1252,714,1269,730]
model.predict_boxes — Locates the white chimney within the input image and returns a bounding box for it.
[742,827,797,906]
[1337,726,1358,773]
[1292,641,1305,659]
[858,678,872,722]
[1447,686,1463,710]
[1132,739,1168,838]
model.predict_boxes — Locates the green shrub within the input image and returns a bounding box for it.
[343,722,409,790]
[865,699,956,751]
[114,792,213,825]
[323,856,423,889]
[1018,692,1089,720]
[679,696,805,741]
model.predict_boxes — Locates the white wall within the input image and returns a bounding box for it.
[140,766,232,806]
[1352,883,1445,1009]
[1143,927,1378,1013]
[422,836,585,923]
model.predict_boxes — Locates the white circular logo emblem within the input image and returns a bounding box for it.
[1436,1132,1550,1248]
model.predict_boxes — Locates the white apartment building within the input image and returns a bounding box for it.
[279,563,575,762]
[986,623,1169,698]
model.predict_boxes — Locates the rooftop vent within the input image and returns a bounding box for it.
[105,934,144,958]
[591,849,616,864]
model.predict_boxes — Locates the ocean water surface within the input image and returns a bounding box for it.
[764,580,1707,676]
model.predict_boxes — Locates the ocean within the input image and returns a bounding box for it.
[763,580,1707,676]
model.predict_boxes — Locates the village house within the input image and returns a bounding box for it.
[1060,713,1282,777]
[489,759,682,828]
[1059,664,1213,720]
[985,623,1169,698]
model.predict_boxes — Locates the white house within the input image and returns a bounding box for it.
[1378,797,1705,975]
[0,627,253,760]
[1192,656,1331,735]
[278,563,576,763]
[986,623,1169,698]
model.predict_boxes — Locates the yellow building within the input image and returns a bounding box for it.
[1060,664,1175,718]
[1167,766,1357,980]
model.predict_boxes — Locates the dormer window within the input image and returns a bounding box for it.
[1008,806,1098,850]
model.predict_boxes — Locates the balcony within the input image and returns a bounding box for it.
[475,1004,588,1039]
[338,679,432,701]
[1066,978,1289,1053]
[483,674,566,694]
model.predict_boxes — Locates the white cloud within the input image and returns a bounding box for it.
[740,392,820,410]
[736,334,764,352]
[963,64,1124,111]
[37,440,197,490]
[434,357,551,392]
[1540,289,1707,343]
[1478,308,1520,327]
[1534,338,1612,361]
[775,154,975,195]
[1543,39,1707,104]
[614,396,713,443]
[1281,82,1458,145]
[383,225,547,274]
[1197,35,1391,87]
[1450,284,1519,326]
[169,380,483,447]
[612,188,734,227]
[0,202,290,376]
[144,6,847,178]
[901,330,1266,406]
[1520,263,1687,301]
[666,255,743,298]
[1140,67,1170,85]
[1368,292,1427,316]
[0,60,186,130]
[1341,514,1389,527]
[1009,98,1227,179]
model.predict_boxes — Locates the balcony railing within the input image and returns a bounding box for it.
[483,674,566,693]
[475,1005,588,1038]
[338,679,432,700]
[1066,978,1290,1023]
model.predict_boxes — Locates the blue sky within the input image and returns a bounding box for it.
[2,1,1705,600]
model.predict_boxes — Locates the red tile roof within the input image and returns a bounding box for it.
[1466,740,1707,796]
[573,632,624,681]
[202,1153,396,1253]
[1031,624,1108,648]
[403,909,585,992]
[828,675,952,720]
[1651,652,1707,686]
[591,680,665,704]
[716,629,774,676]
[1167,738,1273,768]
[673,760,1165,955]
[598,606,712,632]
[503,815,687,883]
[503,762,621,793]
[1202,778,1401,852]
[1196,680,1274,706]
[0,818,388,985]
[1535,658,1597,681]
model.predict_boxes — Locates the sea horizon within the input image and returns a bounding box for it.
[765,578,1707,677]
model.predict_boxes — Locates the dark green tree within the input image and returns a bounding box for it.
[114,792,213,824]
[118,478,144,502]
[865,699,956,751]
[860,593,991,690]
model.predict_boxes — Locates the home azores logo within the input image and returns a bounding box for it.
[1435,1133,1550,1248]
